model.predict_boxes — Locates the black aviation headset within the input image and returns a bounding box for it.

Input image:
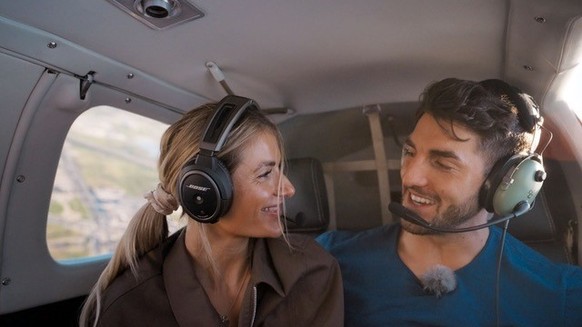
[177,95,259,223]
[477,79,547,217]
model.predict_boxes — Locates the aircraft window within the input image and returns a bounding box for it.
[561,64,582,122]
[47,106,185,261]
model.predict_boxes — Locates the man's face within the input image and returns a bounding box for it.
[400,113,487,234]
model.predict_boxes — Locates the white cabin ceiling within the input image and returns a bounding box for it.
[1,0,581,116]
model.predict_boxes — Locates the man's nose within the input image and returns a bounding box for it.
[401,157,429,187]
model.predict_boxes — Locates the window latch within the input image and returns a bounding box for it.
[79,71,96,100]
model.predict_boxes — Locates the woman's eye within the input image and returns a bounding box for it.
[258,170,273,178]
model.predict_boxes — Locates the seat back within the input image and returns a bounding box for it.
[284,157,329,236]
[503,158,580,265]
[505,189,572,263]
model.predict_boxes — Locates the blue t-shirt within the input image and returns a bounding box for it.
[316,224,582,327]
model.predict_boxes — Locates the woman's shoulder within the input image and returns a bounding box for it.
[257,235,340,293]
[265,233,338,267]
[101,232,181,311]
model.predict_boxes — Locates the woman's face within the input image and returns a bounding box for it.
[216,131,295,238]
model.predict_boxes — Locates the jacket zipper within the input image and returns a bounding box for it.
[249,286,257,326]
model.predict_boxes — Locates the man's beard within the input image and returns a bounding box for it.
[401,191,482,235]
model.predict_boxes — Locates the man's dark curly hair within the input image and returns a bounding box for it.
[415,78,535,175]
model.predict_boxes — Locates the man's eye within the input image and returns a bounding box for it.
[434,161,453,171]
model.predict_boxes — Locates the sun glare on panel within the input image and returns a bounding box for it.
[559,64,582,123]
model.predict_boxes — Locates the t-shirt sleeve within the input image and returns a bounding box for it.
[564,265,582,326]
[315,230,336,250]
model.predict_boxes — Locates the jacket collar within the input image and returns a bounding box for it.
[163,229,216,326]
[162,229,287,325]
[249,237,285,297]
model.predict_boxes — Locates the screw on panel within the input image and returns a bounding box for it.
[47,42,57,49]
[127,73,134,79]
[16,175,25,183]
[534,17,546,24]
[125,98,132,103]
[1,278,11,286]
[523,65,534,71]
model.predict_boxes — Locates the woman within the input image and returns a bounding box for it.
[79,96,344,326]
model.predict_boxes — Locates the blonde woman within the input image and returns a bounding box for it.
[79,96,344,326]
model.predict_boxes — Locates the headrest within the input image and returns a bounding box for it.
[506,189,555,241]
[284,157,329,235]
[503,188,572,264]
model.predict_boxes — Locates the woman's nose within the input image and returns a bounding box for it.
[280,174,296,198]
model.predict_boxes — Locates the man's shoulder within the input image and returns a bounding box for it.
[316,224,398,251]
[265,233,337,263]
[495,227,582,283]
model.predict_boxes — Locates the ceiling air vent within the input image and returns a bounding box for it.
[108,0,204,30]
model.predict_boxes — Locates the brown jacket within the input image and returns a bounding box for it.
[97,229,344,326]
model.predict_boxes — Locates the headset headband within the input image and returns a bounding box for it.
[199,95,258,156]
[478,79,541,133]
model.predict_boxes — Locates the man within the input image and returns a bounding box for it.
[316,78,582,326]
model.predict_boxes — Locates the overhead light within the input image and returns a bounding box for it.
[107,0,204,30]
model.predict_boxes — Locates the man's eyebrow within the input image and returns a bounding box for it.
[429,149,461,161]
[404,137,461,161]
[405,137,461,161]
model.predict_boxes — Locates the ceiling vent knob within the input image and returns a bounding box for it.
[141,0,175,18]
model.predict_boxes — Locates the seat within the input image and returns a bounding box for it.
[502,158,578,265]
[284,158,578,265]
[284,157,330,236]
[504,189,573,264]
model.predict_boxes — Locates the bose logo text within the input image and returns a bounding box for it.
[187,184,211,192]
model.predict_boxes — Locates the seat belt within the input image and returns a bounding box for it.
[364,105,394,225]
[322,105,399,229]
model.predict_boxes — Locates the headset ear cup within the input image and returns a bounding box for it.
[491,154,545,216]
[175,95,257,223]
[177,154,233,223]
[479,155,515,213]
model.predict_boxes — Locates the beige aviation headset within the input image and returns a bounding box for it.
[177,95,259,223]
[389,79,548,232]
[478,79,547,217]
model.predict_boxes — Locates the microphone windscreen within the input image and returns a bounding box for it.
[283,212,305,226]
[420,264,457,297]
[294,212,305,226]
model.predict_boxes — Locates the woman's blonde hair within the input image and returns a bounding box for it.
[79,102,285,326]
